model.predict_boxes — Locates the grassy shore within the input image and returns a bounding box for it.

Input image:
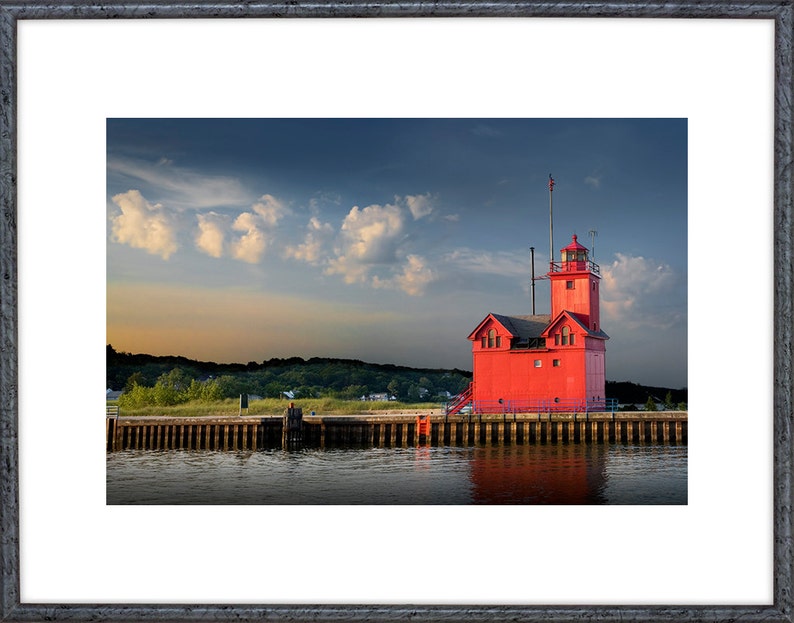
[107,397,443,417]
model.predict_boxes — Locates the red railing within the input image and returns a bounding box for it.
[445,383,473,416]
[471,397,617,415]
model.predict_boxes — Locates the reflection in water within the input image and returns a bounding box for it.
[107,443,686,505]
[469,444,609,504]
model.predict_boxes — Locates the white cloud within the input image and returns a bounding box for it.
[470,124,502,138]
[373,254,435,296]
[600,253,683,329]
[195,212,227,258]
[405,193,435,220]
[188,194,289,264]
[585,175,601,189]
[285,216,334,265]
[251,194,288,226]
[341,203,404,262]
[230,212,267,264]
[107,156,250,209]
[110,189,178,259]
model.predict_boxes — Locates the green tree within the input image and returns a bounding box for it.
[644,396,658,412]
[123,372,145,394]
[157,368,192,392]
[663,391,675,410]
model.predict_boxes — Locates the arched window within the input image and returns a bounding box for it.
[561,326,570,345]
[488,329,496,348]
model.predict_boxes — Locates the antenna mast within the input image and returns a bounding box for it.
[589,228,597,260]
[530,246,536,315]
[548,174,555,269]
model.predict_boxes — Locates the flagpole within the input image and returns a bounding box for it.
[548,174,554,272]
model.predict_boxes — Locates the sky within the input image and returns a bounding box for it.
[107,118,687,388]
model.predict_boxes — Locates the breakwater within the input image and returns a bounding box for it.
[106,411,687,451]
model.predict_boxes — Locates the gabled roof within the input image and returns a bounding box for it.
[492,314,552,340]
[542,310,610,340]
[468,313,551,341]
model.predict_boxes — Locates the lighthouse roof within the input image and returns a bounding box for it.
[490,314,552,339]
[467,313,551,341]
[561,234,588,252]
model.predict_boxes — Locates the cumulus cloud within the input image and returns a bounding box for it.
[110,189,178,259]
[192,194,288,264]
[285,217,334,265]
[251,194,288,226]
[374,254,435,296]
[343,203,404,262]
[405,193,435,220]
[322,201,442,292]
[600,253,683,329]
[229,212,269,263]
[195,212,227,258]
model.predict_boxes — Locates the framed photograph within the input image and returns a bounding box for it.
[1,2,791,621]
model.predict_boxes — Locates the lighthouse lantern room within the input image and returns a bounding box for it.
[457,232,609,415]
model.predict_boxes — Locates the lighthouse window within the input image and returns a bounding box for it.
[553,359,561,367]
[496,336,502,347]
[488,329,496,348]
[481,337,487,348]
[561,326,570,345]
[566,280,574,289]
[570,334,575,345]
[534,359,542,368]
[554,334,560,346]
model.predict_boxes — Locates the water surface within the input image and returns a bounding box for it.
[107,443,687,505]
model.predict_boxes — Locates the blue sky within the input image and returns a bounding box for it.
[107,118,687,388]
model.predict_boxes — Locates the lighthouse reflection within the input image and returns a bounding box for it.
[468,443,609,504]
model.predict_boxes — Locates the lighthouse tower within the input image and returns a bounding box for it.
[548,234,601,334]
[459,233,609,415]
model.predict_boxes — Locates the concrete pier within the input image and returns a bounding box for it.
[107,411,687,451]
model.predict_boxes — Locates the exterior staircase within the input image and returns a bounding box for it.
[445,382,473,416]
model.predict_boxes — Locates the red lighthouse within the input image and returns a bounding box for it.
[455,233,609,414]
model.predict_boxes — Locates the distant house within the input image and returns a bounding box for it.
[360,392,395,402]
[282,390,295,400]
[106,389,123,400]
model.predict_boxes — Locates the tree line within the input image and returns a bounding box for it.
[107,346,687,409]
[107,345,473,408]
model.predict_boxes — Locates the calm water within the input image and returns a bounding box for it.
[106,443,687,505]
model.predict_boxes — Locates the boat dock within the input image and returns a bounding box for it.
[106,411,688,451]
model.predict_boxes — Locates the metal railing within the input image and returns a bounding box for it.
[106,405,119,417]
[548,260,600,275]
[470,397,617,415]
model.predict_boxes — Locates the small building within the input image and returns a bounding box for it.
[460,234,609,413]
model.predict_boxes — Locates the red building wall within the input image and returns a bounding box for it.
[470,318,592,410]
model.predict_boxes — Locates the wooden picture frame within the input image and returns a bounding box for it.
[1,2,791,621]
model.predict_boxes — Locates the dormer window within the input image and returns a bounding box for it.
[488,329,495,348]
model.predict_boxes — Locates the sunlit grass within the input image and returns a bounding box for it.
[107,397,442,417]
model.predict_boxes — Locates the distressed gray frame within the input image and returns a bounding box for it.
[0,1,791,621]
